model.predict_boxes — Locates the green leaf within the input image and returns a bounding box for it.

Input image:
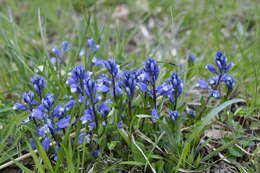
[120,161,145,166]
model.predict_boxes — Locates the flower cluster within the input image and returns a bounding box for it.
[13,36,236,164]
[14,75,76,157]
[198,52,235,98]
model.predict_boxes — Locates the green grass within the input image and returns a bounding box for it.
[0,0,259,172]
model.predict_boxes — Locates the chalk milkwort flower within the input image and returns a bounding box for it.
[197,52,235,98]
[137,58,160,122]
[157,72,184,121]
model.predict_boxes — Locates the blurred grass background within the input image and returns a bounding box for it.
[0,0,259,172]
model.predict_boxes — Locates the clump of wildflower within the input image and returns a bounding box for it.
[197,52,235,98]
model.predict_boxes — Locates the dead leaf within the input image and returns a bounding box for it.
[112,5,129,21]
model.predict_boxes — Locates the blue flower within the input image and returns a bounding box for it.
[37,125,49,137]
[209,89,220,98]
[117,120,123,129]
[91,150,100,157]
[198,52,235,97]
[13,103,28,111]
[222,74,235,92]
[41,137,50,151]
[52,105,64,119]
[67,65,92,94]
[92,57,105,66]
[57,115,72,129]
[158,72,183,106]
[81,107,94,124]
[168,72,184,97]
[103,59,122,78]
[64,100,75,111]
[61,41,70,52]
[157,83,172,96]
[50,41,70,64]
[31,76,46,98]
[30,139,36,150]
[186,107,196,117]
[41,94,55,111]
[87,38,100,53]
[152,108,159,123]
[89,122,96,130]
[197,80,208,89]
[205,64,217,74]
[97,100,111,116]
[96,74,110,93]
[121,71,136,99]
[143,58,160,82]
[83,78,97,102]
[52,47,60,57]
[80,38,100,57]
[31,108,47,119]
[78,132,90,144]
[22,91,38,106]
[169,110,179,121]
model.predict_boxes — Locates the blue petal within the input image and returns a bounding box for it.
[41,137,50,151]
[138,82,149,92]
[225,63,234,73]
[205,64,217,74]
[57,115,71,129]
[197,80,208,88]
[210,90,220,98]
[92,57,104,66]
[13,103,27,111]
[169,110,179,121]
[152,108,159,123]
[31,109,47,119]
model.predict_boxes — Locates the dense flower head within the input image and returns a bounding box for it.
[31,108,47,119]
[41,94,55,111]
[152,108,159,123]
[31,76,46,97]
[81,106,95,124]
[143,58,160,82]
[157,72,183,104]
[42,137,50,151]
[96,74,110,93]
[22,90,38,107]
[169,110,179,122]
[215,52,233,73]
[97,100,111,116]
[169,72,184,97]
[13,90,38,111]
[104,59,122,78]
[121,71,136,99]
[57,115,72,129]
[52,105,65,119]
[198,51,235,98]
[66,65,92,94]
[83,78,97,101]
